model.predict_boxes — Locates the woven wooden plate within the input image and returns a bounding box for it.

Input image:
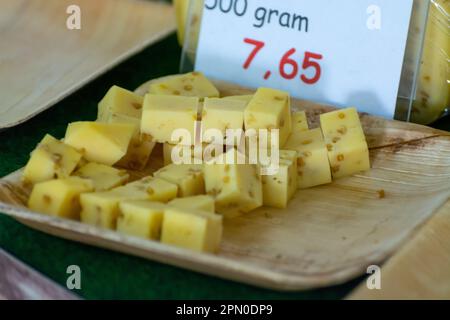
[0,79,449,291]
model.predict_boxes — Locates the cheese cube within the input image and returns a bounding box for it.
[141,94,199,145]
[169,195,215,212]
[80,177,178,229]
[222,95,254,104]
[74,162,129,191]
[154,164,205,197]
[97,85,144,121]
[23,134,82,184]
[80,177,177,229]
[279,149,297,165]
[161,207,222,253]
[80,192,125,229]
[243,135,276,166]
[64,122,135,165]
[113,177,178,203]
[201,98,246,144]
[261,150,297,208]
[319,107,362,132]
[204,152,263,217]
[149,72,219,99]
[163,143,223,165]
[118,132,155,170]
[28,177,93,220]
[285,128,332,189]
[107,113,156,170]
[117,200,166,240]
[291,110,309,132]
[244,88,292,146]
[320,108,370,179]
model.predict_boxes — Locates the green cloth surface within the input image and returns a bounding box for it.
[1,34,443,300]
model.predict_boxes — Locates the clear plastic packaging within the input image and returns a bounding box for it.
[178,0,204,71]
[176,0,449,124]
[409,0,449,124]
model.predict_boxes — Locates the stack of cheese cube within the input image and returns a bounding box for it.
[23,72,370,254]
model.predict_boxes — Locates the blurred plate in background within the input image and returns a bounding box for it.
[0,0,175,129]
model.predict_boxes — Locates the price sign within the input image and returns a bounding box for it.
[195,0,414,118]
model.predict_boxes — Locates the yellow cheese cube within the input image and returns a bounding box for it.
[117,200,166,240]
[326,131,370,179]
[149,72,219,99]
[154,164,205,197]
[106,113,156,170]
[320,108,370,179]
[279,149,297,165]
[244,88,292,147]
[64,122,135,166]
[73,162,129,191]
[23,134,82,184]
[97,85,144,122]
[114,177,178,203]
[117,133,155,170]
[28,177,93,220]
[261,150,297,208]
[80,192,125,229]
[222,95,254,104]
[201,98,246,144]
[161,207,222,253]
[319,107,362,132]
[204,152,263,218]
[141,94,199,145]
[80,177,177,229]
[163,143,223,165]
[291,110,309,132]
[169,195,215,213]
[285,128,332,189]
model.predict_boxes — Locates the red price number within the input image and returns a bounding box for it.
[243,37,323,85]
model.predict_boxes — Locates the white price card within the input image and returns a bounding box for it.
[195,0,414,119]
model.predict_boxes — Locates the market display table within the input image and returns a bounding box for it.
[0,35,447,300]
